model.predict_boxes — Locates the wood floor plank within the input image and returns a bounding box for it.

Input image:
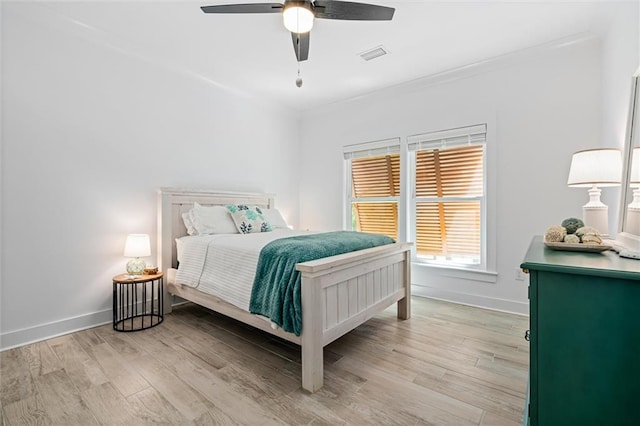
[335,356,484,426]
[419,316,528,350]
[91,325,148,361]
[88,342,150,397]
[172,361,286,425]
[360,315,527,364]
[393,344,526,395]
[276,391,347,426]
[476,354,529,381]
[172,306,273,346]
[46,335,108,391]
[33,369,98,425]
[289,385,418,426]
[19,342,61,378]
[458,336,529,366]
[192,410,237,425]
[80,382,143,425]
[71,329,106,358]
[414,370,526,423]
[126,387,190,425]
[212,363,314,425]
[124,327,288,425]
[148,318,229,370]
[1,394,52,425]
[0,348,35,405]
[328,335,447,382]
[128,356,216,421]
[481,409,525,426]
[170,313,303,392]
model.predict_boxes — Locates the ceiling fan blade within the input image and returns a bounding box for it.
[201,3,283,14]
[291,32,310,62]
[313,1,394,20]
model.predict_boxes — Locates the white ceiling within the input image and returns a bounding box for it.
[25,1,627,111]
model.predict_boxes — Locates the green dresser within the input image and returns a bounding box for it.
[521,236,640,426]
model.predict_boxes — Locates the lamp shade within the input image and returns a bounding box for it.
[283,5,314,33]
[567,148,622,187]
[630,147,640,187]
[123,234,151,258]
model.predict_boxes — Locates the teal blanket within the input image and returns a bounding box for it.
[249,231,395,336]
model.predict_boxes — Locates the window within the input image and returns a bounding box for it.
[344,138,400,240]
[409,124,487,268]
[344,125,488,272]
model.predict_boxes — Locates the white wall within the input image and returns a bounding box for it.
[298,38,605,314]
[0,4,301,349]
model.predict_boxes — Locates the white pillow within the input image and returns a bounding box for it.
[182,211,197,236]
[262,208,289,229]
[191,202,239,235]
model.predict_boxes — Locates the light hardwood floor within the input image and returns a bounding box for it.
[1,297,529,425]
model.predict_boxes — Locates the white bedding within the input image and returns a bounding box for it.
[175,229,312,312]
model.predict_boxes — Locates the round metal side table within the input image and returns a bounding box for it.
[112,272,163,332]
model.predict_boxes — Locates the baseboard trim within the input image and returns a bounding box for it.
[0,309,113,352]
[412,285,529,316]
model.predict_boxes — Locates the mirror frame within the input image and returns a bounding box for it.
[615,67,640,257]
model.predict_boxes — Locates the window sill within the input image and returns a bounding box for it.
[412,261,498,283]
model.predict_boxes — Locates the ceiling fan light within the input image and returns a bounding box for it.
[283,5,314,33]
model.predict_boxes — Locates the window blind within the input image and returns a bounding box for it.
[351,153,400,197]
[347,139,401,240]
[411,124,486,262]
[415,145,484,198]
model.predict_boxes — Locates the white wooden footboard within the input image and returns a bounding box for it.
[297,242,412,392]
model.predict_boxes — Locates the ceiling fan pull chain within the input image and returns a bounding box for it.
[296,61,303,88]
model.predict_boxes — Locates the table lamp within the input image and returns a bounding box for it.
[567,148,622,238]
[124,234,151,277]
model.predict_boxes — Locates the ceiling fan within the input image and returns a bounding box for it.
[200,1,395,62]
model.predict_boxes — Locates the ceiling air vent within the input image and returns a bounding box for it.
[359,45,389,61]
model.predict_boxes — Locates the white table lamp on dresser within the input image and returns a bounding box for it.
[567,148,622,238]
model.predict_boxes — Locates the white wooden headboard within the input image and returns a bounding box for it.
[157,188,275,272]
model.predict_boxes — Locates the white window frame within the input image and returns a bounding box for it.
[408,124,489,272]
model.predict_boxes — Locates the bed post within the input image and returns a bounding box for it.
[397,249,411,320]
[300,274,323,393]
[157,189,174,314]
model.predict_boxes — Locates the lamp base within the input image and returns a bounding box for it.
[582,186,610,238]
[583,205,609,239]
[126,257,146,276]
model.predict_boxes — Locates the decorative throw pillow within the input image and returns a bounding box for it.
[226,205,272,234]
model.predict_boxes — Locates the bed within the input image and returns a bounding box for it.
[157,187,412,392]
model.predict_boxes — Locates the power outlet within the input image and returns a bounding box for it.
[515,268,526,281]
